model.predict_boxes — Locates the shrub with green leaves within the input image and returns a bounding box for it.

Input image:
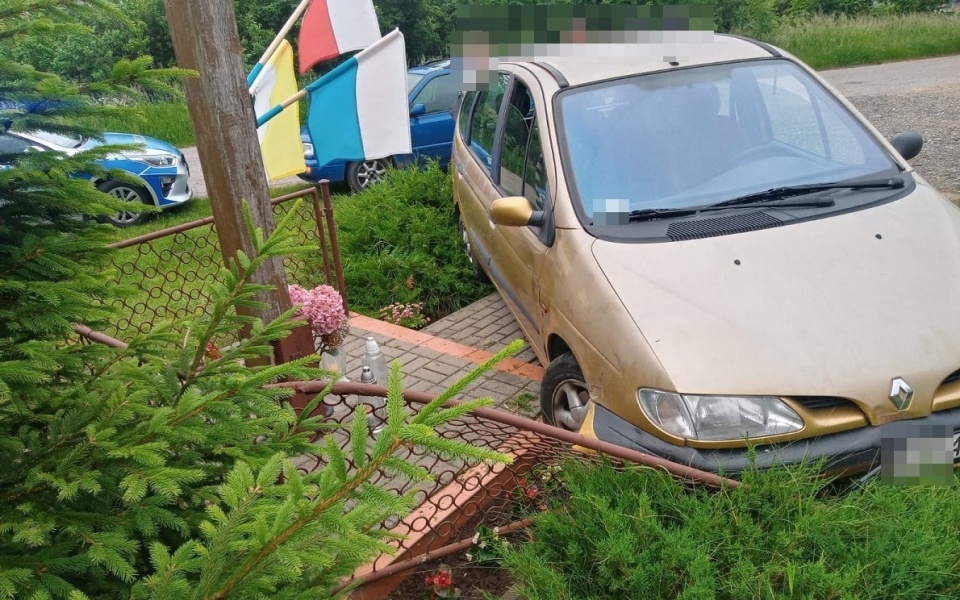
[503,460,960,599]
[334,161,493,320]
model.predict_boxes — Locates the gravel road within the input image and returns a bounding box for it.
[180,54,960,199]
[821,55,960,197]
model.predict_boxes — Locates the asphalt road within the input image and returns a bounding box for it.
[181,54,960,198]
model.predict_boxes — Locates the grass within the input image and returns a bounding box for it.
[764,12,960,69]
[503,459,960,599]
[87,101,196,147]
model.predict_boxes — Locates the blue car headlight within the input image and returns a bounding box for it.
[127,153,177,167]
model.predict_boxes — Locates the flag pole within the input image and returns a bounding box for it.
[256,89,308,127]
[247,0,311,87]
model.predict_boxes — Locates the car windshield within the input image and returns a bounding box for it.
[30,130,83,149]
[557,59,898,219]
[407,73,425,94]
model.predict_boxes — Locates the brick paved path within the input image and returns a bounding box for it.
[339,293,542,419]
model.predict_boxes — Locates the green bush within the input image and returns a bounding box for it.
[334,162,493,320]
[503,460,960,599]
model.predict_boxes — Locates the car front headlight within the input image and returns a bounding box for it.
[127,153,177,167]
[303,142,314,158]
[638,389,803,441]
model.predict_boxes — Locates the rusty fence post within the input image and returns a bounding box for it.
[319,180,349,314]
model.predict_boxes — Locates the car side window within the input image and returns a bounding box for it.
[458,91,477,142]
[0,134,31,155]
[468,72,509,171]
[411,74,461,114]
[499,82,547,211]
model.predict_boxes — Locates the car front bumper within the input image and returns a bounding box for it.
[151,157,192,208]
[590,403,960,476]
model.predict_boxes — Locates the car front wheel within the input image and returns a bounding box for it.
[346,158,390,192]
[540,352,590,431]
[96,180,152,227]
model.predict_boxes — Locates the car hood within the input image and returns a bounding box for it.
[591,187,960,418]
[81,132,180,155]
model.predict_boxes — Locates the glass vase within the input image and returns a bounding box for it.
[320,348,349,381]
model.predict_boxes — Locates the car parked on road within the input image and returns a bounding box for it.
[300,59,460,192]
[0,129,192,227]
[453,34,960,475]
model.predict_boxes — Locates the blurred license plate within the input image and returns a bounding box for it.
[954,431,960,463]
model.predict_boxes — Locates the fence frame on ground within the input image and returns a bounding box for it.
[70,324,739,599]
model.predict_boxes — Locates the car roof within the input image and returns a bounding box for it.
[409,59,450,75]
[503,34,776,88]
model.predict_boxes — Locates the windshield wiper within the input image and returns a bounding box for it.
[712,177,904,208]
[627,197,835,223]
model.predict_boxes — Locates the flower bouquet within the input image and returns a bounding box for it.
[289,284,350,379]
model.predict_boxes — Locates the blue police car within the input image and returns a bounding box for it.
[300,59,460,192]
[1,129,192,227]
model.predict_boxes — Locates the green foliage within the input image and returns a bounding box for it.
[2,1,513,596]
[503,459,960,600]
[334,161,493,320]
[764,12,960,69]
[83,100,196,147]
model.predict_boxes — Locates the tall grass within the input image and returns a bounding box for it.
[88,101,195,147]
[765,12,960,69]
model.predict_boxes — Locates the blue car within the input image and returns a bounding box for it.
[0,129,192,227]
[300,59,460,192]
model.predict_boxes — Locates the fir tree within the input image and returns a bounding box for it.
[1,2,513,597]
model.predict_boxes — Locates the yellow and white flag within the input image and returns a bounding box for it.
[250,40,306,181]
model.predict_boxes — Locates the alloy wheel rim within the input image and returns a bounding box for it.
[109,186,142,224]
[357,160,387,188]
[552,378,589,431]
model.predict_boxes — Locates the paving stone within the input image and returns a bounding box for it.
[420,360,461,377]
[437,353,469,368]
[416,368,450,385]
[411,346,445,360]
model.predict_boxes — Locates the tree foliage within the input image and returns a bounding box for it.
[0,1,512,597]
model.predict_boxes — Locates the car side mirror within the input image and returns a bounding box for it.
[491,196,544,227]
[410,103,426,117]
[891,131,923,161]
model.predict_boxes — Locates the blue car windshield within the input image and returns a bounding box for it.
[557,59,897,218]
[31,130,83,149]
[407,73,425,94]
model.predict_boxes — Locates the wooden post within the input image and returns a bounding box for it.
[162,0,315,364]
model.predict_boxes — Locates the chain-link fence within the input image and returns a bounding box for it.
[101,184,346,341]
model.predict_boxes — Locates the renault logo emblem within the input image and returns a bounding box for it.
[889,377,914,410]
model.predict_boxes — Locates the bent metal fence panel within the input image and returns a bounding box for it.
[101,184,346,341]
[66,322,739,599]
[273,380,738,600]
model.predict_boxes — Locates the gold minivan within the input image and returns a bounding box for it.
[452,34,960,474]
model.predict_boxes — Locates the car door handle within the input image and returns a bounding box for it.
[455,162,464,178]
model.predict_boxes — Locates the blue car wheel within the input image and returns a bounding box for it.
[96,180,152,228]
[346,158,391,193]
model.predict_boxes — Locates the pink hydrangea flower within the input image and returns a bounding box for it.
[288,285,348,349]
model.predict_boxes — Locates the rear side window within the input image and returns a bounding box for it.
[467,72,509,172]
[458,91,477,141]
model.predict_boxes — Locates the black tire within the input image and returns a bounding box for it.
[457,211,489,283]
[346,158,391,193]
[540,352,590,431]
[95,180,152,227]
